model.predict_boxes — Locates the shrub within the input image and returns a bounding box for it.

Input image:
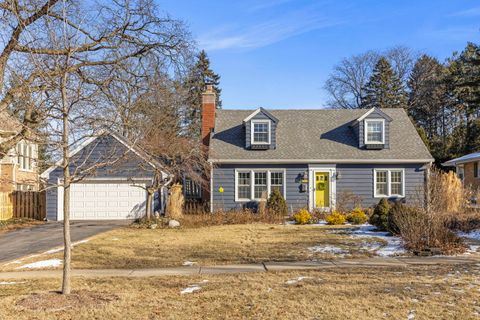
[292,209,312,225]
[178,208,284,228]
[311,209,328,223]
[390,202,463,254]
[369,198,391,231]
[326,211,346,225]
[346,208,368,225]
[267,189,288,216]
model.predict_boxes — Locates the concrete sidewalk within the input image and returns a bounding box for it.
[1,255,478,280]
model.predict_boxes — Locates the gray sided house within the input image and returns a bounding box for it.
[42,131,169,221]
[207,107,433,213]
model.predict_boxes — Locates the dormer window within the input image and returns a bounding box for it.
[365,119,384,144]
[251,120,270,145]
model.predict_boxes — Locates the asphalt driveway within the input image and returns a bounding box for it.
[0,220,129,263]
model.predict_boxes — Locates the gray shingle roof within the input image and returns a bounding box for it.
[209,108,433,162]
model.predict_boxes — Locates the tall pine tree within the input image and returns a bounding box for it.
[448,42,480,154]
[183,50,221,138]
[408,55,453,162]
[362,57,407,109]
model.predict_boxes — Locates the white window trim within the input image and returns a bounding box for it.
[364,119,385,145]
[373,168,405,198]
[234,169,286,202]
[250,120,271,145]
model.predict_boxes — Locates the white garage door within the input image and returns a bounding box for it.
[70,182,147,220]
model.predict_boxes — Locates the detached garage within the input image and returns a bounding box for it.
[42,131,169,221]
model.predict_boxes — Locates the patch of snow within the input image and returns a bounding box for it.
[0,281,25,285]
[41,239,90,255]
[286,276,312,285]
[407,310,416,320]
[308,245,348,255]
[349,224,406,257]
[180,285,201,294]
[16,259,62,269]
[182,261,197,266]
[457,229,480,240]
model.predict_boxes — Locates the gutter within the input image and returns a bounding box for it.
[208,158,435,164]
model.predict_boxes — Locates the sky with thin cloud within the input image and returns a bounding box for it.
[158,0,480,109]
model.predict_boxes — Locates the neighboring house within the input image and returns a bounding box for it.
[42,130,169,221]
[443,152,480,190]
[201,86,433,212]
[0,111,39,192]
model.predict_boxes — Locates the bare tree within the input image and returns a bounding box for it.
[0,0,192,160]
[25,0,193,295]
[324,46,419,109]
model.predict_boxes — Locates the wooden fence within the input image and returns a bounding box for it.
[0,191,46,221]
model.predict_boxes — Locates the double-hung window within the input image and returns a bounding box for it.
[365,119,384,144]
[236,170,285,201]
[237,172,251,200]
[251,120,270,144]
[17,143,33,171]
[374,169,404,197]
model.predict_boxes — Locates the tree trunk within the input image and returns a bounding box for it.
[61,67,71,295]
[145,189,153,221]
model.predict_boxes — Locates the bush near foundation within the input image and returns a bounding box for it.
[346,208,368,225]
[326,211,346,225]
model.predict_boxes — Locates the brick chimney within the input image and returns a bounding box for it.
[201,84,216,146]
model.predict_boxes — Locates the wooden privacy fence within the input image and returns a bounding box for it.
[0,191,46,221]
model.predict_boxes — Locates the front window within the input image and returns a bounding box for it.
[254,171,268,199]
[237,172,251,200]
[374,169,404,197]
[270,171,284,194]
[365,120,384,144]
[375,170,388,196]
[236,170,285,201]
[252,121,270,144]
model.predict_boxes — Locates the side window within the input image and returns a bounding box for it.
[474,162,478,178]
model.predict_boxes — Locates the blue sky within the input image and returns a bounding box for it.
[158,0,480,109]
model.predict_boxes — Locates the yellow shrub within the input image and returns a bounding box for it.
[346,208,368,225]
[326,211,346,225]
[292,209,312,225]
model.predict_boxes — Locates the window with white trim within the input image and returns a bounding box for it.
[236,170,285,201]
[251,121,270,144]
[237,172,251,200]
[374,169,404,197]
[254,171,268,199]
[365,119,384,144]
[270,171,284,194]
[17,143,34,171]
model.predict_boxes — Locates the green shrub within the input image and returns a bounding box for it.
[267,189,288,216]
[347,208,368,225]
[369,198,391,231]
[326,211,346,225]
[292,209,312,224]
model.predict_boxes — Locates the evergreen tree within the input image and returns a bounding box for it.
[408,55,453,162]
[448,42,480,154]
[362,57,407,109]
[183,50,221,137]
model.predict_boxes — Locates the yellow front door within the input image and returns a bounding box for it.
[315,172,329,208]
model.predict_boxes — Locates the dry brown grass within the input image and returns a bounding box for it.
[1,264,480,319]
[1,224,384,271]
[0,219,44,234]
